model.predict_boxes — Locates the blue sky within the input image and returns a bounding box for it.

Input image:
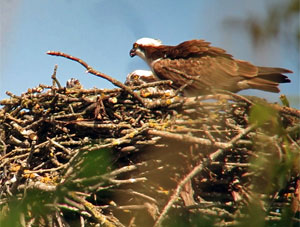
[1,0,299,107]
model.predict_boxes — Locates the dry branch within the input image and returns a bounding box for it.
[0,58,299,226]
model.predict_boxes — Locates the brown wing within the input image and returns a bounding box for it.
[152,55,258,94]
[166,40,233,59]
[152,40,292,94]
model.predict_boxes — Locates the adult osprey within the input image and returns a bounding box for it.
[130,38,292,95]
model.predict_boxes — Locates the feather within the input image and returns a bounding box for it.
[130,38,293,94]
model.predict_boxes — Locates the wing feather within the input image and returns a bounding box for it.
[152,56,244,93]
[235,60,258,77]
[166,40,233,59]
[149,39,292,94]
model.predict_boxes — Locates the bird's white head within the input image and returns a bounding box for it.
[135,38,162,47]
[130,38,162,62]
[125,70,155,85]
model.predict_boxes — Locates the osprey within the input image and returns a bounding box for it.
[125,70,157,86]
[125,70,175,97]
[130,38,292,95]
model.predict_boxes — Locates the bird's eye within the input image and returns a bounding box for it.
[133,74,139,80]
[133,43,138,49]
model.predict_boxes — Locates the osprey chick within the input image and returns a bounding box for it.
[130,38,292,95]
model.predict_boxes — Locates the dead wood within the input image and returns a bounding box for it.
[0,57,299,226]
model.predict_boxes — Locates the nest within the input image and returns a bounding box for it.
[0,55,299,226]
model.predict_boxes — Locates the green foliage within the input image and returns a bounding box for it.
[249,103,282,134]
[0,190,54,227]
[0,147,112,226]
[75,148,112,179]
[247,100,299,226]
[162,210,216,227]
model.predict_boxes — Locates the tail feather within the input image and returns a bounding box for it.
[258,66,293,74]
[257,73,290,83]
[247,78,280,93]
[245,66,293,92]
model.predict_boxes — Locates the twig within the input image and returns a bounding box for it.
[154,124,257,226]
[69,192,125,227]
[51,64,61,88]
[209,124,256,160]
[154,161,207,227]
[148,129,232,149]
[47,51,145,105]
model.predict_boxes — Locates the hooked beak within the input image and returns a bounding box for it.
[130,48,136,57]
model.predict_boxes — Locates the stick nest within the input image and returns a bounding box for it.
[0,68,299,226]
